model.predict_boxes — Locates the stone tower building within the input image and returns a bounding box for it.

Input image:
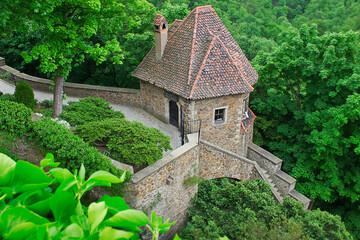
[132,5,257,157]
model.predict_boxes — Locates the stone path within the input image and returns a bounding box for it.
[0,78,181,152]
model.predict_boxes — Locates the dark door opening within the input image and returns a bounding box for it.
[169,100,179,127]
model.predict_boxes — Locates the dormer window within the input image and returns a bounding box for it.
[214,107,227,124]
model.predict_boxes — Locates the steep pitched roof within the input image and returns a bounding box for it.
[132,5,258,100]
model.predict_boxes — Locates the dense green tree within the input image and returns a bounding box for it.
[180,178,351,240]
[251,24,360,237]
[1,0,154,117]
[0,31,47,78]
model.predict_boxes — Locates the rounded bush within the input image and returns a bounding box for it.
[0,99,32,136]
[14,80,35,110]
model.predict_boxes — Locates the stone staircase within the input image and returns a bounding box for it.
[262,169,283,199]
[247,143,311,209]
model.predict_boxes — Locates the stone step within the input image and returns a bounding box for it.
[259,166,283,203]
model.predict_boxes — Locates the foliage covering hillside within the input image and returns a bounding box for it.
[180,178,352,240]
[1,0,360,238]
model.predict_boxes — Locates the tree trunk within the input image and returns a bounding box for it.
[52,75,64,118]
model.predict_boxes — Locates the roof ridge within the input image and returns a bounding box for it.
[189,35,217,98]
[187,7,199,85]
[167,7,196,42]
[217,37,254,91]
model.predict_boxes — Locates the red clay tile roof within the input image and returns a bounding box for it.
[133,5,258,100]
[153,14,168,25]
[168,19,183,35]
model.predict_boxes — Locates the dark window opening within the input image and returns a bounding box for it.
[162,23,166,29]
[214,108,225,124]
[155,25,160,30]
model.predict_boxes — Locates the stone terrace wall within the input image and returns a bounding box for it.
[140,81,168,123]
[199,142,260,181]
[0,57,142,107]
[124,134,200,239]
[199,140,283,203]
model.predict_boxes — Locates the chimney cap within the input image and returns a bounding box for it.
[153,14,168,26]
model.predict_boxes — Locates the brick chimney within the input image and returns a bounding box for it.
[153,14,168,60]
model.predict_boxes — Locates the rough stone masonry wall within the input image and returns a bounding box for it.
[140,80,168,123]
[193,94,248,156]
[0,57,142,107]
[124,135,200,239]
[199,141,260,181]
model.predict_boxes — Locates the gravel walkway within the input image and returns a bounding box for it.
[0,78,181,152]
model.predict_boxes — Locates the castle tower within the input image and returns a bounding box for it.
[133,6,258,156]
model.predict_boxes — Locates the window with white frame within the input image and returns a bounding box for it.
[214,107,226,124]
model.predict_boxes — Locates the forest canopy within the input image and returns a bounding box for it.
[1,0,360,238]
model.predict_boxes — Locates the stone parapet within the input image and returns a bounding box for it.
[247,142,282,175]
[273,170,297,197]
[289,189,311,209]
[124,133,200,239]
[0,57,5,66]
[199,140,283,203]
[0,59,142,107]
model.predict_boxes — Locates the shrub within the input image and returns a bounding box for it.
[0,99,32,136]
[40,99,53,108]
[0,153,175,239]
[76,118,172,167]
[14,80,35,110]
[0,93,15,102]
[29,117,131,186]
[0,131,19,161]
[60,97,124,126]
[180,179,352,240]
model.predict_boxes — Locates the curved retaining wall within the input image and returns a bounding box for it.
[0,57,142,107]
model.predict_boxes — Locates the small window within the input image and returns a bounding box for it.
[214,108,226,124]
[162,23,166,29]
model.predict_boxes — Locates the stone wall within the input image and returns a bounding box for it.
[140,81,168,123]
[190,94,249,157]
[199,143,260,181]
[247,143,282,175]
[0,59,142,107]
[124,134,200,239]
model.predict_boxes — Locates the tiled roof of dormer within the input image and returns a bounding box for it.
[132,5,258,100]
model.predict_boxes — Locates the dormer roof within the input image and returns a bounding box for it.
[132,5,258,100]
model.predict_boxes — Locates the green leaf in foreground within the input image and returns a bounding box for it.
[105,209,149,232]
[0,153,16,186]
[0,206,49,239]
[10,161,54,194]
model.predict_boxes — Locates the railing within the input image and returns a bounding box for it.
[181,118,201,145]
